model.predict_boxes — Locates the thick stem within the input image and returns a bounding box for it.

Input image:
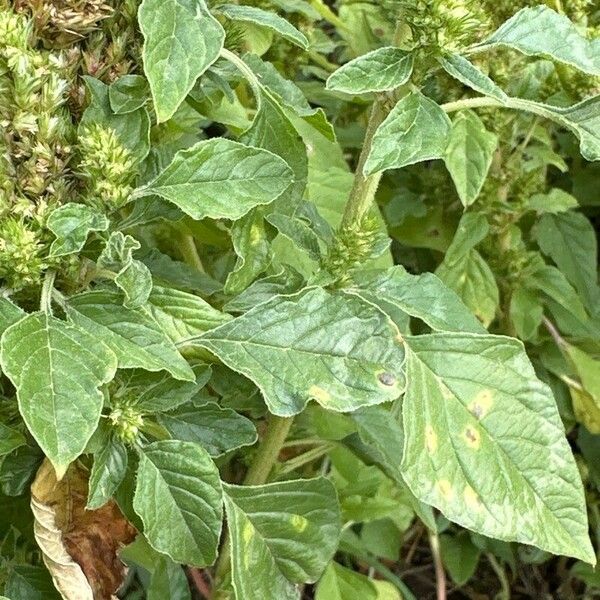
[441,96,504,113]
[40,270,56,315]
[178,232,205,273]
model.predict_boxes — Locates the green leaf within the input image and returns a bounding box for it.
[133,440,223,566]
[438,54,508,102]
[133,138,294,221]
[478,6,600,76]
[267,213,322,262]
[533,212,599,311]
[401,333,593,563]
[439,531,480,585]
[509,287,543,340]
[158,402,257,456]
[195,288,406,416]
[68,291,194,382]
[224,477,340,598]
[0,313,118,477]
[138,0,225,122]
[353,267,485,334]
[527,189,578,214]
[326,47,414,94]
[47,204,109,258]
[148,556,191,600]
[146,286,231,345]
[364,92,451,175]
[0,423,26,458]
[87,435,128,509]
[81,77,150,162]
[0,298,25,337]
[444,111,498,207]
[5,565,61,600]
[564,344,600,433]
[315,562,378,600]
[218,4,308,49]
[109,74,149,114]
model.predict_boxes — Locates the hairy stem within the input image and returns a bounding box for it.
[40,270,56,315]
[441,96,504,113]
[487,553,511,600]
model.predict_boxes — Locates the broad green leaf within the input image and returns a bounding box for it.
[224,477,340,599]
[133,440,223,566]
[109,74,149,114]
[564,344,600,433]
[364,92,451,175]
[47,204,109,258]
[527,189,578,214]
[5,565,61,600]
[87,435,128,509]
[444,111,498,207]
[267,213,322,262]
[148,556,191,600]
[218,4,308,49]
[402,333,593,563]
[195,288,406,416]
[158,402,257,456]
[224,210,271,295]
[439,531,480,585]
[509,287,543,340]
[146,286,231,345]
[68,291,194,382]
[0,298,25,336]
[533,212,599,311]
[326,47,414,94]
[81,77,150,162]
[138,0,225,122]
[438,54,507,102]
[133,138,294,221]
[478,6,600,76]
[315,562,378,600]
[0,313,118,477]
[0,423,26,457]
[353,267,485,334]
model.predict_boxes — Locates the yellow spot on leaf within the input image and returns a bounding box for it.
[308,385,331,404]
[290,514,308,532]
[243,521,254,545]
[464,485,482,511]
[468,389,494,419]
[425,425,438,453]
[462,426,481,449]
[436,479,453,500]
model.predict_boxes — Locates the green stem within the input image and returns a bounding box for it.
[309,0,350,32]
[487,553,511,600]
[212,415,294,595]
[429,530,447,600]
[220,48,262,105]
[40,270,56,315]
[441,96,504,113]
[178,232,205,273]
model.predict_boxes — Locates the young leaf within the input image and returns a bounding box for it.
[148,556,191,600]
[133,440,223,566]
[315,562,378,600]
[68,291,194,382]
[532,212,599,311]
[218,4,308,49]
[444,111,498,207]
[527,189,578,214]
[326,47,414,94]
[133,138,294,221]
[0,313,118,477]
[158,403,257,456]
[266,213,322,262]
[109,74,149,114]
[401,334,594,563]
[478,6,600,76]
[0,423,26,458]
[138,0,225,122]
[364,92,451,175]
[87,435,128,509]
[437,54,508,102]
[194,288,406,416]
[352,267,486,334]
[439,532,480,586]
[47,204,109,258]
[224,477,340,598]
[509,287,543,341]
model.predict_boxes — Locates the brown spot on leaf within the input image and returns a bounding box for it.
[31,459,137,600]
[462,426,481,449]
[377,372,396,387]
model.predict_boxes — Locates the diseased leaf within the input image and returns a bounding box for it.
[218,4,308,49]
[138,0,225,122]
[533,212,599,311]
[352,266,485,334]
[224,477,340,599]
[47,204,109,258]
[133,440,223,566]
[444,111,498,206]
[68,291,194,382]
[438,54,508,102]
[194,288,406,416]
[326,47,414,94]
[0,313,117,477]
[364,92,451,175]
[87,436,128,509]
[158,402,257,456]
[478,6,600,76]
[402,333,594,563]
[132,138,294,221]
